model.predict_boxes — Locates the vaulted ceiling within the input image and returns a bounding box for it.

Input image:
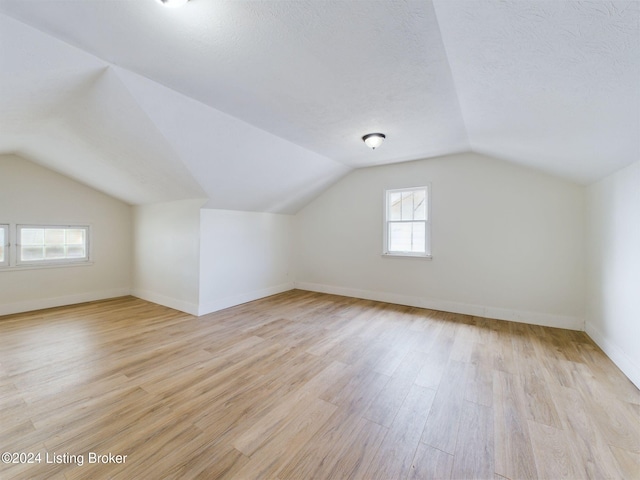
[0,0,638,213]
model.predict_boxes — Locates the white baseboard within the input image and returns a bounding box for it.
[0,288,131,317]
[198,282,295,316]
[131,289,199,316]
[585,321,640,389]
[295,282,584,331]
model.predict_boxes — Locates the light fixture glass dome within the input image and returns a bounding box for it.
[157,0,189,7]
[362,133,386,149]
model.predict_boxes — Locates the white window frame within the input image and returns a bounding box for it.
[383,185,432,258]
[0,224,9,267]
[16,224,91,267]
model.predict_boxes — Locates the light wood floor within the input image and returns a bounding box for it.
[1,291,638,480]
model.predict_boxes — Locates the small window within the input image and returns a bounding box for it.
[0,225,8,267]
[384,186,431,257]
[17,225,90,265]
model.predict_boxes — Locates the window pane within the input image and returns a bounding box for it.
[45,229,65,245]
[413,189,426,220]
[18,226,89,263]
[45,246,65,259]
[21,246,44,261]
[0,228,4,262]
[389,189,428,222]
[21,228,44,245]
[389,223,412,252]
[389,222,426,253]
[385,187,429,256]
[410,222,426,253]
[389,192,402,220]
[66,246,86,258]
[401,192,413,220]
[66,229,85,245]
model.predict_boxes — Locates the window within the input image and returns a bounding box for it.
[384,186,431,257]
[0,225,8,267]
[17,225,90,265]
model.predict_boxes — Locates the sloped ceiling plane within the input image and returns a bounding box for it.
[0,0,638,213]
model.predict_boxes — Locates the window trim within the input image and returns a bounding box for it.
[16,224,91,267]
[383,185,432,259]
[0,224,8,267]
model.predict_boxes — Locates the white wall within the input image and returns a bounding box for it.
[132,199,204,315]
[132,203,294,317]
[295,152,585,329]
[198,209,294,315]
[0,154,131,315]
[585,160,640,388]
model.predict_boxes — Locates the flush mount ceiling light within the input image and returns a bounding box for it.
[362,133,385,150]
[156,0,189,7]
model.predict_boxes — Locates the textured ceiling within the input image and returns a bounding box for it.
[433,0,640,183]
[0,0,638,212]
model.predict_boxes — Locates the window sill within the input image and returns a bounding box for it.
[381,253,433,260]
[0,262,94,272]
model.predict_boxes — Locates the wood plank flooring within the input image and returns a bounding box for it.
[1,290,638,479]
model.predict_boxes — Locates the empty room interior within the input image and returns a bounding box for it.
[1,0,639,479]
